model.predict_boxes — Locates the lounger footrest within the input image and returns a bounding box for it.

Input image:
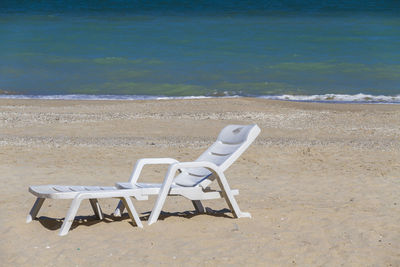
[29,185,118,199]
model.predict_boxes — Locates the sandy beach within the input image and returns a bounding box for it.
[0,98,399,266]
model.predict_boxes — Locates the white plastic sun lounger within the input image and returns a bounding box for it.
[27,185,144,236]
[27,124,260,236]
[114,124,261,225]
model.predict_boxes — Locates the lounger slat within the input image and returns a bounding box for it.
[186,172,206,177]
[85,186,101,191]
[53,186,72,192]
[210,142,242,154]
[69,186,86,191]
[210,152,231,156]
[100,186,117,190]
[197,153,229,165]
[180,167,210,177]
[174,172,210,187]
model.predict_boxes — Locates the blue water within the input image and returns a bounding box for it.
[1,1,400,101]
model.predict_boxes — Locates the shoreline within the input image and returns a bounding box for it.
[0,93,400,104]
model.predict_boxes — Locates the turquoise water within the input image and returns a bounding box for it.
[1,1,400,101]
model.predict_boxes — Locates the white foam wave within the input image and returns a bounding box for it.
[259,93,400,103]
[0,94,218,101]
[0,93,399,103]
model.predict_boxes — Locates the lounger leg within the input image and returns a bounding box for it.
[192,200,205,214]
[215,171,251,219]
[148,191,168,225]
[26,198,45,223]
[121,197,143,228]
[114,200,125,217]
[59,197,83,236]
[89,199,103,220]
[148,169,176,225]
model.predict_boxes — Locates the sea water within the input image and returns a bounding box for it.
[1,0,399,102]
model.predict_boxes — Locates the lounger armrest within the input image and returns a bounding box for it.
[136,158,179,165]
[129,158,179,184]
[159,161,221,187]
[160,161,221,188]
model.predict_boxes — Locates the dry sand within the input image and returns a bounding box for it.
[0,98,399,266]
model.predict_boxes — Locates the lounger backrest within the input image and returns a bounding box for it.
[173,124,261,187]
